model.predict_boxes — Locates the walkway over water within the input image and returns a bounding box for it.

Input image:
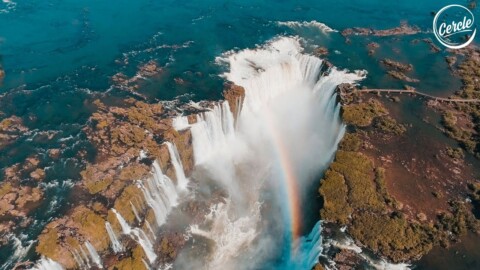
[348,89,480,103]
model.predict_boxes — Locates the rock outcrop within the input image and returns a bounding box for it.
[34,82,241,269]
[0,116,28,150]
[342,22,420,37]
[223,83,245,119]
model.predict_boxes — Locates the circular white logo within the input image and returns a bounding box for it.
[433,4,477,49]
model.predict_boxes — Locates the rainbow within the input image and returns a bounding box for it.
[264,109,302,241]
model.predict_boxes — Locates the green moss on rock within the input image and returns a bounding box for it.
[342,99,387,127]
[319,170,352,224]
[339,133,362,151]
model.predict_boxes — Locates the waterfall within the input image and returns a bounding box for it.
[71,249,88,269]
[165,142,189,190]
[32,257,64,270]
[105,222,124,253]
[145,220,157,240]
[112,208,158,264]
[138,160,178,228]
[190,102,235,166]
[85,241,103,268]
[112,208,132,234]
[79,246,91,269]
[130,201,142,223]
[328,236,411,270]
[290,221,324,269]
[184,36,366,269]
[172,115,190,131]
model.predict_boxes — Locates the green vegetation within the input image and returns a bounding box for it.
[441,49,480,158]
[341,99,387,127]
[319,169,351,224]
[319,133,480,262]
[374,116,406,135]
[441,111,477,154]
[469,182,480,201]
[349,211,433,261]
[339,133,362,151]
[445,147,465,159]
[329,151,384,210]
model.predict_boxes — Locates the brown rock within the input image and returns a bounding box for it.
[26,156,40,167]
[342,22,420,37]
[48,149,61,159]
[30,168,46,181]
[223,83,245,119]
[314,47,329,57]
[380,58,413,72]
[0,116,28,150]
[387,70,419,83]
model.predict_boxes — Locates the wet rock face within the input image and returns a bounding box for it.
[223,83,245,119]
[36,205,109,269]
[155,232,187,263]
[333,249,364,270]
[35,97,199,269]
[33,81,247,269]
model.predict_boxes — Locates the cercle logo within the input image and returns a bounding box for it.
[433,4,477,49]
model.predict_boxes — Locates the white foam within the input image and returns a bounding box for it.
[172,115,190,131]
[85,241,103,268]
[32,257,64,270]
[106,222,124,253]
[277,20,338,33]
[190,200,260,269]
[165,141,189,190]
[112,208,158,264]
[137,160,178,227]
[187,36,365,269]
[0,234,34,269]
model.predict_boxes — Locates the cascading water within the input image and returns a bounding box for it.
[105,222,124,253]
[112,208,158,264]
[175,36,366,269]
[137,160,178,227]
[172,115,190,131]
[165,142,189,190]
[130,201,142,223]
[289,221,324,269]
[85,241,103,269]
[32,257,65,270]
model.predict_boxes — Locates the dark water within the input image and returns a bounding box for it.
[0,0,479,268]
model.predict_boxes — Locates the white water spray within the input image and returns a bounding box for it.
[85,241,102,268]
[182,36,365,269]
[32,257,64,270]
[105,222,124,253]
[165,141,189,190]
[112,208,158,264]
[138,160,178,227]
